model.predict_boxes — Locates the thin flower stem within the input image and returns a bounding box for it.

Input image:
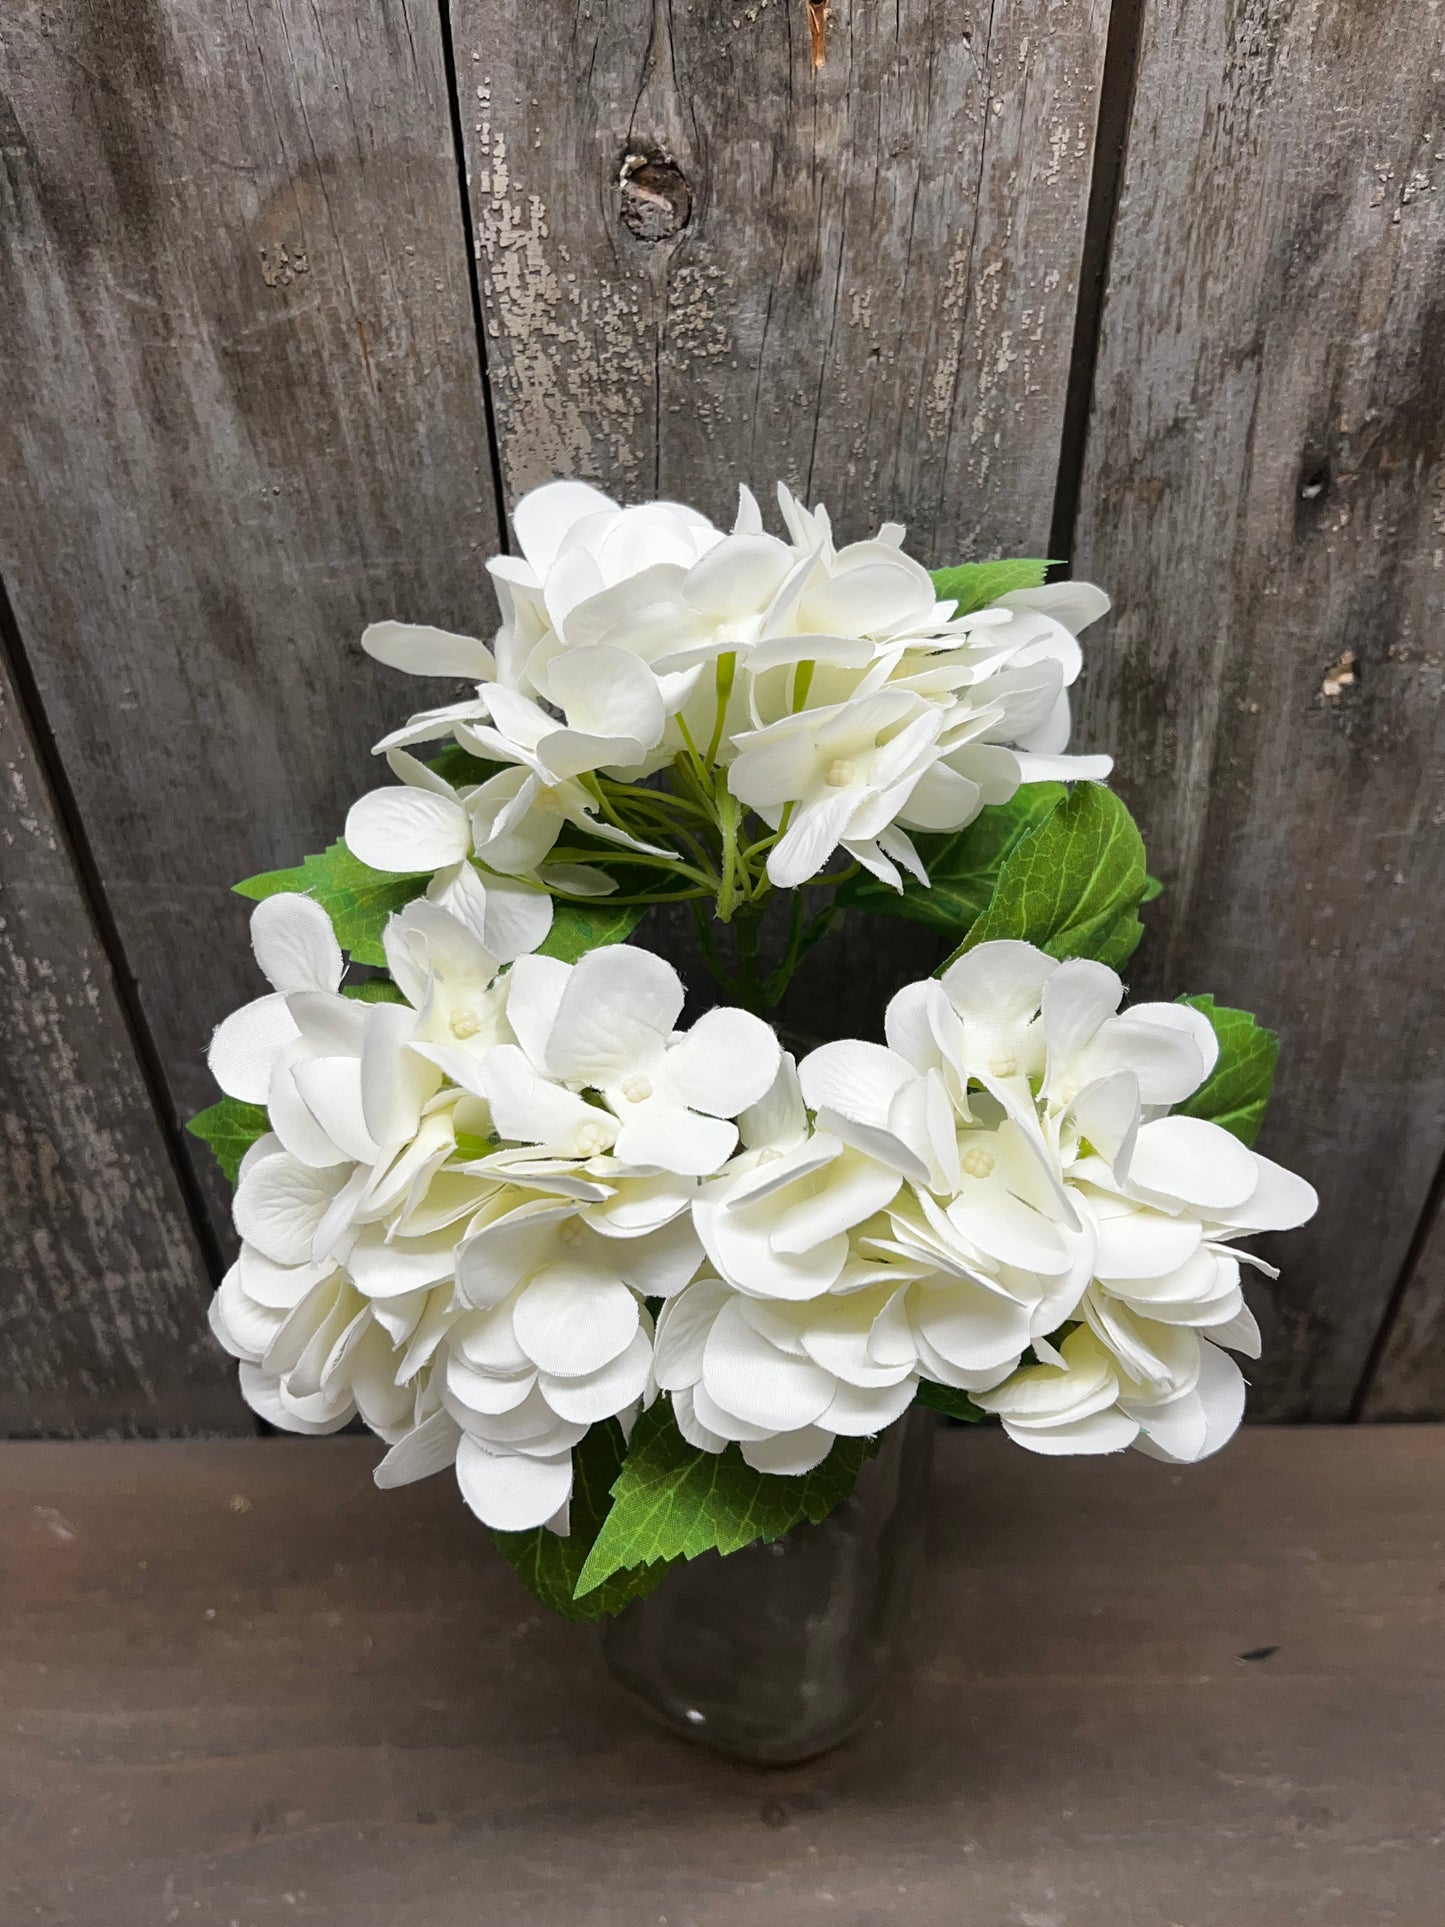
[706,651,737,766]
[602,779,714,824]
[545,885,710,906]
[547,847,719,890]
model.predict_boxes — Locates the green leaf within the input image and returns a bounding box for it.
[1173,994,1279,1148]
[837,784,1066,935]
[915,1381,989,1422]
[1141,872,1165,904]
[930,558,1054,615]
[234,841,427,967]
[537,898,649,964]
[342,978,408,1005]
[426,743,504,789]
[574,1403,874,1600]
[941,782,1148,974]
[452,1130,497,1161]
[186,1098,270,1185]
[492,1419,674,1622]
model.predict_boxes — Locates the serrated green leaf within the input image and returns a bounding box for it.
[930,558,1054,615]
[1173,994,1279,1148]
[186,1098,270,1185]
[837,784,1066,934]
[941,783,1148,974]
[574,1403,874,1599]
[492,1419,674,1622]
[342,977,408,1004]
[537,899,649,964]
[915,1381,990,1422]
[234,840,427,967]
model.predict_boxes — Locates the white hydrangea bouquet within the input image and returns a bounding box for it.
[191,481,1317,1621]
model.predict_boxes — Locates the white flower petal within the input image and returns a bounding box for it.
[345,787,471,874]
[545,945,683,1086]
[373,1408,463,1487]
[512,1264,640,1376]
[612,1100,738,1178]
[1001,1408,1138,1456]
[513,479,617,573]
[740,1426,835,1475]
[250,893,344,996]
[1091,1204,1203,1281]
[673,1385,729,1453]
[362,619,497,681]
[539,1326,652,1423]
[1042,959,1124,1079]
[1127,1115,1260,1213]
[652,1277,731,1390]
[208,992,299,1105]
[1130,1341,1246,1464]
[914,1277,1035,1372]
[939,940,1056,1029]
[548,643,666,748]
[347,1225,457,1298]
[1224,1152,1320,1233]
[233,1153,349,1267]
[663,1007,783,1119]
[480,1045,619,1159]
[237,1361,354,1436]
[701,1295,835,1431]
[455,1436,574,1532]
[820,1375,916,1437]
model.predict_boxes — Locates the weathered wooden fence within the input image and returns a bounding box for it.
[0,0,1440,1435]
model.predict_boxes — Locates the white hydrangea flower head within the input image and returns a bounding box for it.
[350,478,1114,907]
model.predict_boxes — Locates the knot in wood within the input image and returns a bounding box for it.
[618,153,692,242]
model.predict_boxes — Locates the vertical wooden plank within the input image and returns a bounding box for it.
[452,0,1113,1024]
[0,616,246,1435]
[1361,1184,1445,1419]
[460,0,1109,545]
[0,0,501,1240]
[1072,0,1445,1416]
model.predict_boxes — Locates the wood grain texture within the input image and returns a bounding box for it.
[0,0,501,1241]
[3,1428,1443,1924]
[1362,1183,1445,1417]
[460,0,1108,545]
[1072,0,1445,1417]
[0,632,245,1436]
[453,0,1113,1027]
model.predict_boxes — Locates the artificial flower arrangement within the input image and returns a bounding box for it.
[191,480,1317,1620]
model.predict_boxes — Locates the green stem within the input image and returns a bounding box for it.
[706,651,737,766]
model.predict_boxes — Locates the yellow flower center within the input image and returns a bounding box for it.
[962,1147,995,1180]
[824,759,856,788]
[620,1073,653,1104]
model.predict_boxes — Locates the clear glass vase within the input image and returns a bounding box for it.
[601,1409,935,1764]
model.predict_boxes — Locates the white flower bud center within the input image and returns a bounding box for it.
[556,1219,584,1249]
[987,1052,1017,1078]
[576,1123,608,1157]
[962,1146,995,1180]
[620,1073,653,1104]
[449,1003,481,1039]
[824,759,856,788]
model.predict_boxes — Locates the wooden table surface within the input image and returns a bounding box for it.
[2,1428,1442,1926]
